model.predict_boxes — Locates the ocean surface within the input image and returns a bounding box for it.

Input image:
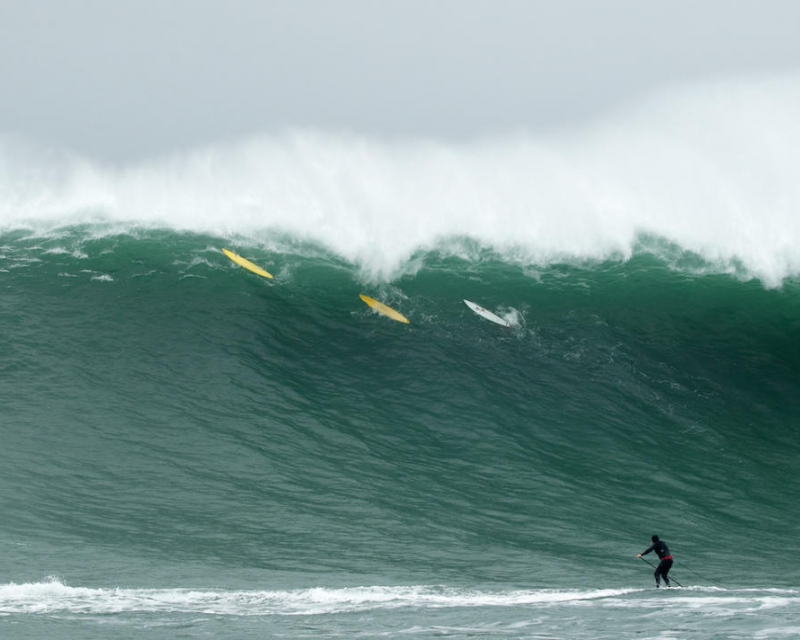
[2,77,800,638]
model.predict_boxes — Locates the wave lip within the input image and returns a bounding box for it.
[3,75,800,285]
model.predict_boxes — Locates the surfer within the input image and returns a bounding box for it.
[637,535,673,588]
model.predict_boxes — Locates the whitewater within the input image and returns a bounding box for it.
[2,75,800,286]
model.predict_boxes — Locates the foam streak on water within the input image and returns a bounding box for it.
[1,581,799,639]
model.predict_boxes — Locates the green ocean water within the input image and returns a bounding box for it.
[1,228,799,638]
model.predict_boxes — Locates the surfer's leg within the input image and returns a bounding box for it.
[662,560,672,587]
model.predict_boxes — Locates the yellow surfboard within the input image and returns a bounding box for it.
[359,294,410,324]
[222,248,273,279]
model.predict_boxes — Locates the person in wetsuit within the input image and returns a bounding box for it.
[637,535,673,587]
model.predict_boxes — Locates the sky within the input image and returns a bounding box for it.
[2,0,800,162]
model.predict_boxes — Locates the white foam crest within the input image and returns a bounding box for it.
[2,74,800,285]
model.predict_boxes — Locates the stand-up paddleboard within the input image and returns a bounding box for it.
[360,294,410,324]
[464,299,511,327]
[222,248,273,279]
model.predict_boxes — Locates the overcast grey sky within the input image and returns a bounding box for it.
[2,0,800,161]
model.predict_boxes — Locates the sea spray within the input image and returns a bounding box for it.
[3,75,800,285]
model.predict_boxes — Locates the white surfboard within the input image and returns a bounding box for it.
[463,299,511,327]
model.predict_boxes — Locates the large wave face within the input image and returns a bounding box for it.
[2,75,800,640]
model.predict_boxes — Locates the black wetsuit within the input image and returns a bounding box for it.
[641,540,673,587]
